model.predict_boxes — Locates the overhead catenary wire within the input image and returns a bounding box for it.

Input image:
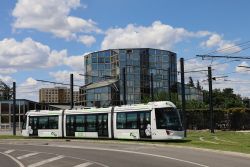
[204,40,250,55]
[36,79,82,87]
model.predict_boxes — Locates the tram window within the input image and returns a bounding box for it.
[117,113,126,129]
[155,108,182,130]
[117,112,139,129]
[76,115,85,132]
[86,115,96,132]
[38,116,49,129]
[126,113,138,129]
[48,116,58,129]
[145,113,150,124]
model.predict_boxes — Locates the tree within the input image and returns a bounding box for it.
[187,77,194,87]
[203,88,245,109]
[196,80,202,90]
[0,80,12,100]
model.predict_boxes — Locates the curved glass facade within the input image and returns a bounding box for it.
[80,48,177,107]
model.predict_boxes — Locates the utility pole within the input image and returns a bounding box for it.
[70,74,74,109]
[150,73,154,101]
[123,67,127,105]
[168,67,171,101]
[13,82,16,136]
[208,66,214,133]
[180,58,187,137]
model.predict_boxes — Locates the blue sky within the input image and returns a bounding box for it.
[1,0,250,101]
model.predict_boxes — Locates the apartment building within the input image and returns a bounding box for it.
[39,87,79,104]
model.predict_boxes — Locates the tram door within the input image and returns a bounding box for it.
[29,116,38,136]
[139,112,151,139]
[66,115,75,137]
[97,114,108,137]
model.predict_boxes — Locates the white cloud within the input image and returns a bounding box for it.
[0,68,17,74]
[17,77,42,101]
[0,75,15,85]
[0,38,85,71]
[47,50,68,67]
[101,21,241,55]
[78,35,96,47]
[49,70,84,90]
[184,59,229,73]
[202,34,222,48]
[201,34,241,54]
[16,72,85,101]
[177,59,229,86]
[23,77,38,86]
[12,0,100,40]
[235,61,250,73]
[0,38,50,69]
[202,76,250,98]
[101,21,210,50]
[64,55,85,71]
[50,70,76,82]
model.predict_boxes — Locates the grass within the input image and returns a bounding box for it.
[0,130,250,154]
[170,130,250,154]
[0,135,25,139]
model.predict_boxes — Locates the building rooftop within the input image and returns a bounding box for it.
[84,48,176,56]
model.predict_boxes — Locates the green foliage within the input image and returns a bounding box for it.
[0,80,12,100]
[154,91,169,101]
[186,100,207,109]
[203,88,245,109]
[196,80,202,90]
[141,95,151,104]
[187,77,194,87]
[141,91,181,108]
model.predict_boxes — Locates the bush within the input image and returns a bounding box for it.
[183,108,250,130]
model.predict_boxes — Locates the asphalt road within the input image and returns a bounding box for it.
[0,152,20,167]
[0,139,249,167]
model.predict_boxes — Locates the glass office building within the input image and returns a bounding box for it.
[80,48,177,107]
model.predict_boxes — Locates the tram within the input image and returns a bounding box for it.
[21,101,184,140]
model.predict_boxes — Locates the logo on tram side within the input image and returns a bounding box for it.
[51,132,57,137]
[130,132,137,138]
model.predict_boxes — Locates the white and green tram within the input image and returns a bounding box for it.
[22,101,184,140]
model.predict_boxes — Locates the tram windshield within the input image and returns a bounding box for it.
[155,108,182,131]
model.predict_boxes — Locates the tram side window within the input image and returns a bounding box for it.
[86,115,96,132]
[76,115,85,132]
[48,116,58,129]
[38,116,49,129]
[126,113,138,129]
[117,113,126,129]
[37,116,59,129]
[116,112,138,129]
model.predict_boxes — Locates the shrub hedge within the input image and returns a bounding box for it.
[180,108,250,130]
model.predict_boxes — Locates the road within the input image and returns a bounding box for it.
[0,139,249,167]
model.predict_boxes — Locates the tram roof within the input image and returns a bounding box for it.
[26,101,176,114]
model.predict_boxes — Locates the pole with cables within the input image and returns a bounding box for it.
[180,58,187,137]
[208,66,214,133]
[13,82,16,136]
[70,74,74,109]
